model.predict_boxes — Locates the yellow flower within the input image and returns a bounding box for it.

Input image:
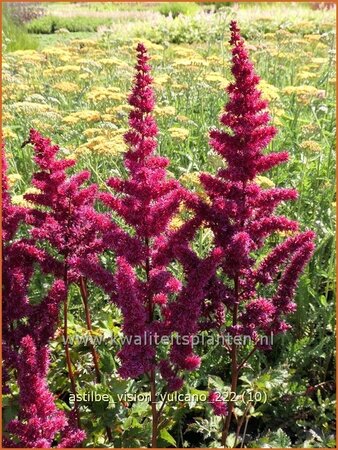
[275,29,292,40]
[154,106,176,117]
[205,72,228,88]
[71,39,98,48]
[86,87,124,103]
[11,101,54,114]
[297,71,318,81]
[2,127,16,140]
[255,176,275,189]
[177,114,189,122]
[153,74,170,87]
[277,230,297,238]
[12,187,41,208]
[173,58,208,68]
[132,38,164,52]
[12,50,43,63]
[42,47,72,57]
[275,52,298,61]
[311,57,327,65]
[83,128,104,138]
[31,119,54,132]
[180,171,209,202]
[75,134,127,157]
[169,215,185,231]
[7,173,22,187]
[315,43,327,50]
[171,83,188,90]
[206,55,225,65]
[304,34,322,42]
[79,73,93,80]
[259,80,280,102]
[282,85,325,104]
[55,65,81,74]
[168,127,189,140]
[180,172,200,186]
[63,110,101,125]
[300,140,321,152]
[301,123,320,135]
[53,81,80,93]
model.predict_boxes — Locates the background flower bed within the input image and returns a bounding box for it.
[2,2,336,448]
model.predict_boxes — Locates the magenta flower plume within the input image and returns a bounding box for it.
[188,21,316,439]
[192,21,316,342]
[209,20,287,182]
[208,391,228,417]
[6,336,67,448]
[2,141,84,447]
[25,129,111,282]
[97,43,193,385]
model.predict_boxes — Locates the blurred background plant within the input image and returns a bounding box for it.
[2,2,41,51]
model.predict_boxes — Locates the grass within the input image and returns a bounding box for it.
[2,9,38,52]
[158,2,201,17]
[26,15,112,34]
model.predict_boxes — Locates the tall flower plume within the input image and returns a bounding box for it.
[82,43,221,447]
[190,21,315,445]
[2,141,85,447]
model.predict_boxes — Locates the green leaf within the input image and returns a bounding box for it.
[159,429,177,447]
[226,433,237,448]
[208,375,225,391]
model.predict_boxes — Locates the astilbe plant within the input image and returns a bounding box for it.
[2,141,85,448]
[22,129,116,439]
[76,43,222,447]
[188,21,315,446]
[2,24,317,449]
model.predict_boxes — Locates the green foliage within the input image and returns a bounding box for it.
[26,15,111,34]
[2,8,38,52]
[251,428,292,448]
[135,6,334,45]
[158,2,201,18]
[134,13,230,45]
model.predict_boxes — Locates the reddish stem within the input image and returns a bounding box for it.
[221,276,239,447]
[79,277,113,442]
[145,236,158,448]
[63,282,81,429]
[79,277,101,382]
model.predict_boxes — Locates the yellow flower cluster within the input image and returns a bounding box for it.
[75,131,127,158]
[63,110,101,125]
[204,72,228,88]
[282,85,326,104]
[155,106,176,117]
[300,140,321,152]
[86,87,125,103]
[2,127,16,140]
[12,187,41,208]
[254,175,275,189]
[168,127,189,140]
[259,80,280,102]
[53,82,80,93]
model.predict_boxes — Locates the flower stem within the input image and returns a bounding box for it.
[79,276,113,442]
[63,285,81,429]
[145,236,158,447]
[221,276,239,447]
[150,368,158,448]
[79,277,101,382]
